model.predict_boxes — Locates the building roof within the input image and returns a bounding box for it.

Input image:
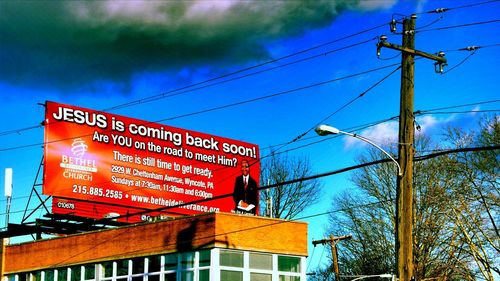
[3,212,308,274]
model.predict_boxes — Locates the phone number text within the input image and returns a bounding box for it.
[72,184,123,199]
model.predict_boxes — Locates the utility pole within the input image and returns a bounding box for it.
[312,234,352,281]
[377,15,447,281]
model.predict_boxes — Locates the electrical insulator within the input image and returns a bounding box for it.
[376,35,387,58]
[390,19,397,33]
[432,8,449,13]
[434,62,447,74]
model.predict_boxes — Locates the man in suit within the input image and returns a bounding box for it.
[232,159,258,215]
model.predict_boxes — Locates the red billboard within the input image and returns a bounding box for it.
[43,101,260,222]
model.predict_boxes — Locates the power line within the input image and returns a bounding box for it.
[443,50,477,74]
[0,38,381,142]
[312,66,401,130]
[12,107,494,209]
[415,99,500,114]
[419,0,500,14]
[307,243,317,272]
[45,197,390,269]
[33,146,500,264]
[417,109,499,115]
[0,124,43,137]
[415,16,445,31]
[1,2,498,141]
[16,103,492,207]
[102,23,388,112]
[5,134,498,238]
[439,43,500,74]
[442,43,500,53]
[84,145,500,223]
[260,65,402,158]
[149,38,375,103]
[8,145,498,261]
[4,99,495,202]
[260,112,402,159]
[417,19,500,33]
[0,39,376,139]
[107,38,378,111]
[0,62,400,153]
[1,116,397,203]
[1,39,498,144]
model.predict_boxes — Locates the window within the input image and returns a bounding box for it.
[83,265,95,281]
[116,260,129,277]
[147,275,160,281]
[163,273,176,281]
[250,273,272,281]
[220,270,242,281]
[181,252,195,269]
[279,276,300,281]
[220,250,243,268]
[164,254,177,271]
[100,262,113,279]
[198,250,211,267]
[278,256,301,273]
[131,258,145,274]
[180,271,194,281]
[45,270,55,281]
[31,271,42,281]
[57,268,68,281]
[199,270,210,281]
[10,249,304,281]
[148,256,162,273]
[147,256,161,281]
[69,266,81,281]
[249,253,272,270]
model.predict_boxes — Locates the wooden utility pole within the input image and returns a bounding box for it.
[377,15,447,281]
[312,234,352,281]
[397,15,416,281]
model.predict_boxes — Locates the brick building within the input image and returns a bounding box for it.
[1,213,308,281]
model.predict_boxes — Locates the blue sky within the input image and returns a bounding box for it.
[1,0,499,272]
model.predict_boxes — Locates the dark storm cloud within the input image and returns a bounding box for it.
[0,0,393,93]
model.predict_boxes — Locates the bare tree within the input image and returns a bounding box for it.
[441,115,500,280]
[319,115,499,280]
[259,152,322,219]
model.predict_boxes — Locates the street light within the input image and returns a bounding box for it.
[350,274,394,281]
[315,125,402,176]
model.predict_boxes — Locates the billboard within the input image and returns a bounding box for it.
[43,101,260,222]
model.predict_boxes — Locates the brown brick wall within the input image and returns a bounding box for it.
[3,213,307,274]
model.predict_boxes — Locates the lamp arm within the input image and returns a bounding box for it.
[341,131,402,176]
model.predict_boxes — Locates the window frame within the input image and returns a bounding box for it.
[6,248,305,281]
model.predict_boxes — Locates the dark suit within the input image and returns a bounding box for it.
[233,175,258,214]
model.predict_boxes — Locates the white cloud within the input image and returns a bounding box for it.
[415,0,429,14]
[415,115,438,134]
[470,105,481,116]
[357,0,398,11]
[186,0,238,20]
[1,0,404,92]
[344,121,399,149]
[342,112,463,150]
